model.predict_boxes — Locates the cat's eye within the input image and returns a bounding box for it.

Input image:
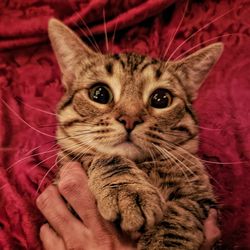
[89,84,113,104]
[149,88,172,109]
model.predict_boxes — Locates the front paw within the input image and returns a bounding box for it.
[94,182,165,234]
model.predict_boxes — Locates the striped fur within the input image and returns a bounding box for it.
[48,19,223,250]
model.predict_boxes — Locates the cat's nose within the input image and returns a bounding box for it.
[117,115,143,132]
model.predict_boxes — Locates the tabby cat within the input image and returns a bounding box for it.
[48,18,223,250]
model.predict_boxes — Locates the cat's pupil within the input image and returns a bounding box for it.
[89,84,113,104]
[150,88,171,109]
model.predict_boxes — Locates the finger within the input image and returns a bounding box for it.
[205,209,221,242]
[58,162,104,229]
[40,224,66,250]
[36,185,86,238]
[201,209,221,250]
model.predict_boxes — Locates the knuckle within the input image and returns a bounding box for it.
[59,163,83,179]
[58,177,82,196]
[65,242,84,250]
[36,186,54,210]
[39,224,48,237]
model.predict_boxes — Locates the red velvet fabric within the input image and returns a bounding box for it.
[0,0,250,249]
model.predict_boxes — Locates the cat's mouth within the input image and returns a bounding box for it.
[115,133,138,147]
[102,133,143,160]
[113,141,142,159]
[92,132,145,161]
[125,133,132,142]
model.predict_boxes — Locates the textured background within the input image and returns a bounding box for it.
[0,0,250,249]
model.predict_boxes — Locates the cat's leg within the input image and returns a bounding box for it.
[87,155,165,235]
[138,199,209,250]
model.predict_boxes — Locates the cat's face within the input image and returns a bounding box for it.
[48,19,223,161]
[56,52,195,161]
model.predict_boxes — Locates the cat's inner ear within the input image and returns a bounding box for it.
[170,43,224,101]
[48,18,98,86]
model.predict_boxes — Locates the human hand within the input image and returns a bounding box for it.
[36,162,136,250]
[36,162,221,250]
[200,209,221,250]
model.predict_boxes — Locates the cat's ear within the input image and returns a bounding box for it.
[48,18,97,83]
[170,43,223,101]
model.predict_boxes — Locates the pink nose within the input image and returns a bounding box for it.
[117,115,143,132]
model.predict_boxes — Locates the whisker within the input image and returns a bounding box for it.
[37,122,95,128]
[165,4,242,62]
[111,20,118,53]
[162,0,189,59]
[103,8,109,52]
[70,142,94,163]
[68,2,102,55]
[0,97,55,138]
[37,123,61,128]
[148,146,158,170]
[15,97,57,116]
[153,144,191,183]
[8,140,59,165]
[157,130,248,165]
[194,124,222,131]
[161,144,197,177]
[10,129,95,173]
[31,140,95,174]
[35,140,94,194]
[162,130,191,139]
[35,155,59,194]
[160,141,224,189]
[30,152,59,172]
[201,159,248,165]
[164,139,249,165]
[6,148,59,173]
[55,130,93,142]
[175,33,245,60]
[37,118,99,129]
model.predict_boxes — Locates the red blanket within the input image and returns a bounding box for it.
[0,0,250,249]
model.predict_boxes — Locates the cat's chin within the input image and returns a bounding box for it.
[98,142,145,161]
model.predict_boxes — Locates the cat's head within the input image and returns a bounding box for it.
[48,18,223,161]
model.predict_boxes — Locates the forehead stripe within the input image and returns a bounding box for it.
[140,60,158,72]
[105,63,113,75]
[112,54,125,68]
[126,53,146,73]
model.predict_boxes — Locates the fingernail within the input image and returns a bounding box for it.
[209,209,217,218]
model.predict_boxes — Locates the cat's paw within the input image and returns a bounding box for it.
[96,183,165,234]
